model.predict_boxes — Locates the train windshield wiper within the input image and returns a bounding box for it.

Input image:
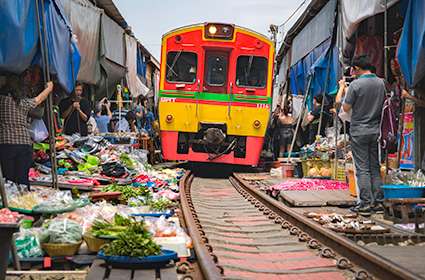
[167,50,183,79]
[245,55,254,84]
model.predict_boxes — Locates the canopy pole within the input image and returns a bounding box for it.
[384,0,389,174]
[36,0,58,189]
[287,75,313,160]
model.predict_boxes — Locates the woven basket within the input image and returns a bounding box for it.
[83,233,109,252]
[42,241,82,257]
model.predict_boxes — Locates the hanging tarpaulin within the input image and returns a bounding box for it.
[125,34,145,97]
[339,0,399,57]
[137,47,147,79]
[0,0,39,73]
[290,0,337,66]
[311,45,340,96]
[0,0,80,93]
[289,38,331,96]
[60,0,102,85]
[101,15,125,66]
[99,14,126,97]
[42,0,81,93]
[397,0,425,88]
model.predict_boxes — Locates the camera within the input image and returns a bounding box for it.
[343,66,355,86]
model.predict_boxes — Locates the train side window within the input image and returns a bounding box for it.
[236,56,267,88]
[166,51,197,83]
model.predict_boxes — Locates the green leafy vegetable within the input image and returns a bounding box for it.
[101,222,161,257]
[91,214,132,238]
[120,153,135,170]
[101,184,150,202]
[148,197,175,212]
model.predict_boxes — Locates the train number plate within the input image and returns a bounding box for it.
[256,104,269,109]
[161,97,176,102]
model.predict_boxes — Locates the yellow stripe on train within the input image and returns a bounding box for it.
[159,102,270,137]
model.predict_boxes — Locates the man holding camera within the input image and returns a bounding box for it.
[337,55,386,216]
[95,97,112,133]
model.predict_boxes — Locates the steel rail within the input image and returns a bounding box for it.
[231,174,422,280]
[179,171,222,280]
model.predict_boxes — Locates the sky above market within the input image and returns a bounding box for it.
[114,0,307,59]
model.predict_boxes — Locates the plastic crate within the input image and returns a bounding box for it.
[381,185,424,199]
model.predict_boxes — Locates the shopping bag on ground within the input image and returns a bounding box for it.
[30,119,49,143]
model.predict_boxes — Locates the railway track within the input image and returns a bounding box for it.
[179,171,423,280]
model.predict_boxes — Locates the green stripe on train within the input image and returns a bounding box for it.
[159,90,271,104]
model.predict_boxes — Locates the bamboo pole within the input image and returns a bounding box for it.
[36,0,58,188]
[287,75,313,160]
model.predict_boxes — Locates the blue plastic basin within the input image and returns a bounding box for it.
[381,185,424,199]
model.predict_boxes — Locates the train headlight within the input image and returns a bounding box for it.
[208,25,217,35]
[166,114,174,123]
[253,120,261,129]
[205,23,234,39]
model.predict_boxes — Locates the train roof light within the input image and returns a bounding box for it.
[208,25,217,35]
[205,23,234,40]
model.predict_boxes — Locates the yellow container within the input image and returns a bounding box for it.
[346,165,357,197]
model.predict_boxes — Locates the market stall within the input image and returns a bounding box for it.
[0,134,189,275]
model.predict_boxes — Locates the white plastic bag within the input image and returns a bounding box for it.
[338,107,352,123]
[29,119,49,142]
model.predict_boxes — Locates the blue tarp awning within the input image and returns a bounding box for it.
[397,0,425,88]
[0,0,80,93]
[289,38,339,97]
[137,46,146,78]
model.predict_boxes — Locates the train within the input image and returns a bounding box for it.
[158,23,274,166]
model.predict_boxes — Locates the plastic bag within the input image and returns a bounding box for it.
[39,218,82,244]
[29,119,49,143]
[15,229,43,258]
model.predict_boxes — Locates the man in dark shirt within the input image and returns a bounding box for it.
[339,55,386,216]
[59,82,91,136]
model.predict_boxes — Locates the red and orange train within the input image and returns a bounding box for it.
[158,23,274,166]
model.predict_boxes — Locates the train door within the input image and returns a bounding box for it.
[203,51,229,94]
